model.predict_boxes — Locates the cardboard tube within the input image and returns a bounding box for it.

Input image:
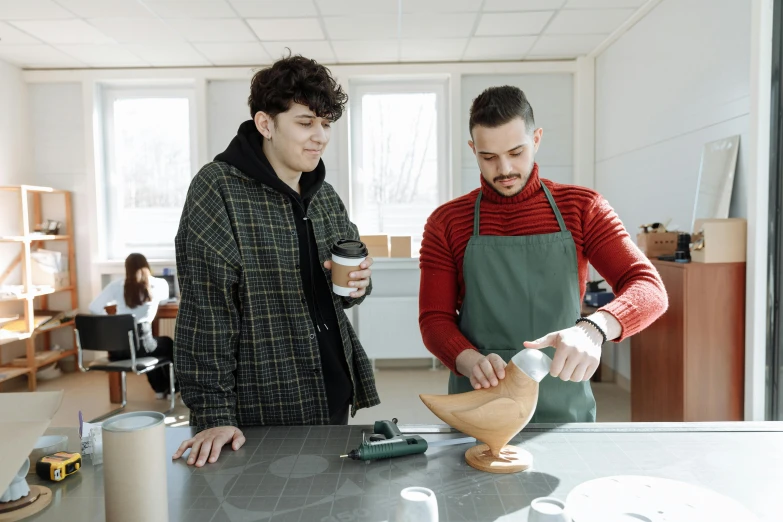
[102,412,168,522]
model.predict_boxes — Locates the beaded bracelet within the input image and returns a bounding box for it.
[576,317,607,345]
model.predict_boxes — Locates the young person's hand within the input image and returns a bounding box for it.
[323,257,373,298]
[455,349,507,389]
[172,426,245,467]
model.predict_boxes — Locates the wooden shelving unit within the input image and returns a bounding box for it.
[0,185,78,390]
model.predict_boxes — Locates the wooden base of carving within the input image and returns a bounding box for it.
[0,486,52,521]
[465,444,533,474]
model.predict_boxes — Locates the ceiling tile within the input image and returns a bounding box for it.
[10,20,114,44]
[262,40,335,63]
[57,44,148,66]
[528,34,606,56]
[546,9,634,34]
[124,43,212,66]
[0,44,85,67]
[247,18,324,41]
[401,0,480,12]
[0,21,41,44]
[0,1,74,20]
[146,1,236,19]
[564,0,645,7]
[323,16,397,40]
[401,13,477,39]
[331,39,398,63]
[483,0,566,11]
[230,1,317,17]
[315,0,397,17]
[475,11,554,36]
[165,18,257,42]
[463,36,536,60]
[54,0,155,18]
[193,42,271,65]
[399,38,466,62]
[88,18,183,43]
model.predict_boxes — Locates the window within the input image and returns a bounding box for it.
[101,86,197,260]
[349,80,449,256]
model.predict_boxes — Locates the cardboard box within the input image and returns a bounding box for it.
[30,249,68,288]
[691,218,747,263]
[0,391,63,496]
[31,263,69,289]
[637,232,677,258]
[390,236,412,258]
[360,235,389,258]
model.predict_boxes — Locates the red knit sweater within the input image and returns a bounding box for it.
[418,164,668,373]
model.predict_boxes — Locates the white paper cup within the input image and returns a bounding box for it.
[529,497,571,522]
[394,486,439,522]
[330,239,369,297]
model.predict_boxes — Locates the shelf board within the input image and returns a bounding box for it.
[12,348,77,369]
[0,234,71,242]
[0,286,74,302]
[34,319,75,335]
[35,348,77,368]
[0,185,66,194]
[0,366,31,384]
[0,332,32,346]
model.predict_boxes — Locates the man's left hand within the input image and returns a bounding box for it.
[324,257,373,298]
[523,324,602,382]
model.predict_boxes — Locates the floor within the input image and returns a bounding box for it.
[4,366,631,428]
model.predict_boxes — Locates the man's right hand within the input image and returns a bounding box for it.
[455,350,507,390]
[172,426,246,467]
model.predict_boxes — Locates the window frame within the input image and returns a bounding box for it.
[100,85,198,261]
[348,78,451,237]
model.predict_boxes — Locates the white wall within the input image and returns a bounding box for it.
[594,0,752,383]
[461,73,574,192]
[27,83,93,315]
[0,59,32,364]
[0,60,30,187]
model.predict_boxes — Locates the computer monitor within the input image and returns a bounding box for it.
[158,274,179,301]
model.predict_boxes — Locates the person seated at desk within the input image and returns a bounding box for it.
[88,253,178,399]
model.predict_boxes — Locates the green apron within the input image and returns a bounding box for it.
[448,183,596,423]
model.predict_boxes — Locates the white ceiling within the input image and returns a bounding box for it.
[0,0,648,69]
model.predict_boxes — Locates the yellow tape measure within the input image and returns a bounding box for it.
[35,452,81,482]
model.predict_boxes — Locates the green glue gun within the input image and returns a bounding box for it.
[341,419,428,461]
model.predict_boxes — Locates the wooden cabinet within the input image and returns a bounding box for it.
[631,260,745,421]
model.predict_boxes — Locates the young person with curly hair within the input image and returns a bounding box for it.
[173,55,379,467]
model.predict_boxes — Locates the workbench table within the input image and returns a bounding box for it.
[25,422,783,521]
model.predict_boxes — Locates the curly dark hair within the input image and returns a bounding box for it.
[248,53,347,122]
[469,85,535,137]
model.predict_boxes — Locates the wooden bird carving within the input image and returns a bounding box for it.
[420,349,552,458]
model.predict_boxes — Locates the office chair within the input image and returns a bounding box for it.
[74,314,175,422]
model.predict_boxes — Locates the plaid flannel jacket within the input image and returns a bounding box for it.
[174,161,380,431]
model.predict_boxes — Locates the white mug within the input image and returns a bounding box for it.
[394,486,439,522]
[529,497,571,522]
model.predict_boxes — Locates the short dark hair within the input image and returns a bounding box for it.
[469,85,535,136]
[248,53,347,122]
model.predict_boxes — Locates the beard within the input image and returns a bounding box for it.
[490,174,525,197]
[489,159,534,197]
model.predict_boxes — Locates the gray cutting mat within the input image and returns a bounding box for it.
[25,423,783,522]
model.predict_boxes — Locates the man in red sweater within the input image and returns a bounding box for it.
[419,86,668,422]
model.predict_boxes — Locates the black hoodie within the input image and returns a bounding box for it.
[214,120,352,418]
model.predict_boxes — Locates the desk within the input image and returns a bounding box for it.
[107,302,179,404]
[30,422,783,521]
